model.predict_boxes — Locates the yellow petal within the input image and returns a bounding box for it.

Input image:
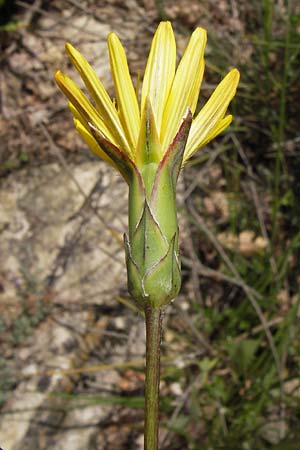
[141,21,176,136]
[184,69,240,159]
[65,43,131,156]
[201,114,233,147]
[107,33,140,152]
[74,118,119,170]
[183,115,233,164]
[55,70,117,146]
[68,101,89,128]
[161,27,207,153]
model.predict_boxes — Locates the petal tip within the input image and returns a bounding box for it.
[231,68,240,83]
[193,26,207,42]
[65,42,79,60]
[54,70,63,82]
[65,42,73,52]
[158,20,173,29]
[107,32,119,45]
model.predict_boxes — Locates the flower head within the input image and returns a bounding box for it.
[55,22,239,308]
[55,22,239,177]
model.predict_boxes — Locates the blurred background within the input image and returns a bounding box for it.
[1,0,300,449]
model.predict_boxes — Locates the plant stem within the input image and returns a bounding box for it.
[144,305,163,450]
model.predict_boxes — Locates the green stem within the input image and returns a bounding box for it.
[144,305,163,450]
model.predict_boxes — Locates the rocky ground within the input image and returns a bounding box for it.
[2,1,292,449]
[1,1,209,448]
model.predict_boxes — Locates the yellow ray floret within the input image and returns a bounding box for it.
[107,33,140,152]
[65,43,131,156]
[68,101,89,129]
[70,103,116,167]
[141,21,176,136]
[55,71,118,147]
[161,27,207,153]
[55,22,239,173]
[74,118,115,167]
[184,69,240,161]
[200,114,233,148]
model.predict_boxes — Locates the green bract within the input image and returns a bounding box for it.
[90,103,192,308]
[126,105,192,308]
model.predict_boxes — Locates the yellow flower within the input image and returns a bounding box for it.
[55,22,240,308]
[55,21,239,178]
